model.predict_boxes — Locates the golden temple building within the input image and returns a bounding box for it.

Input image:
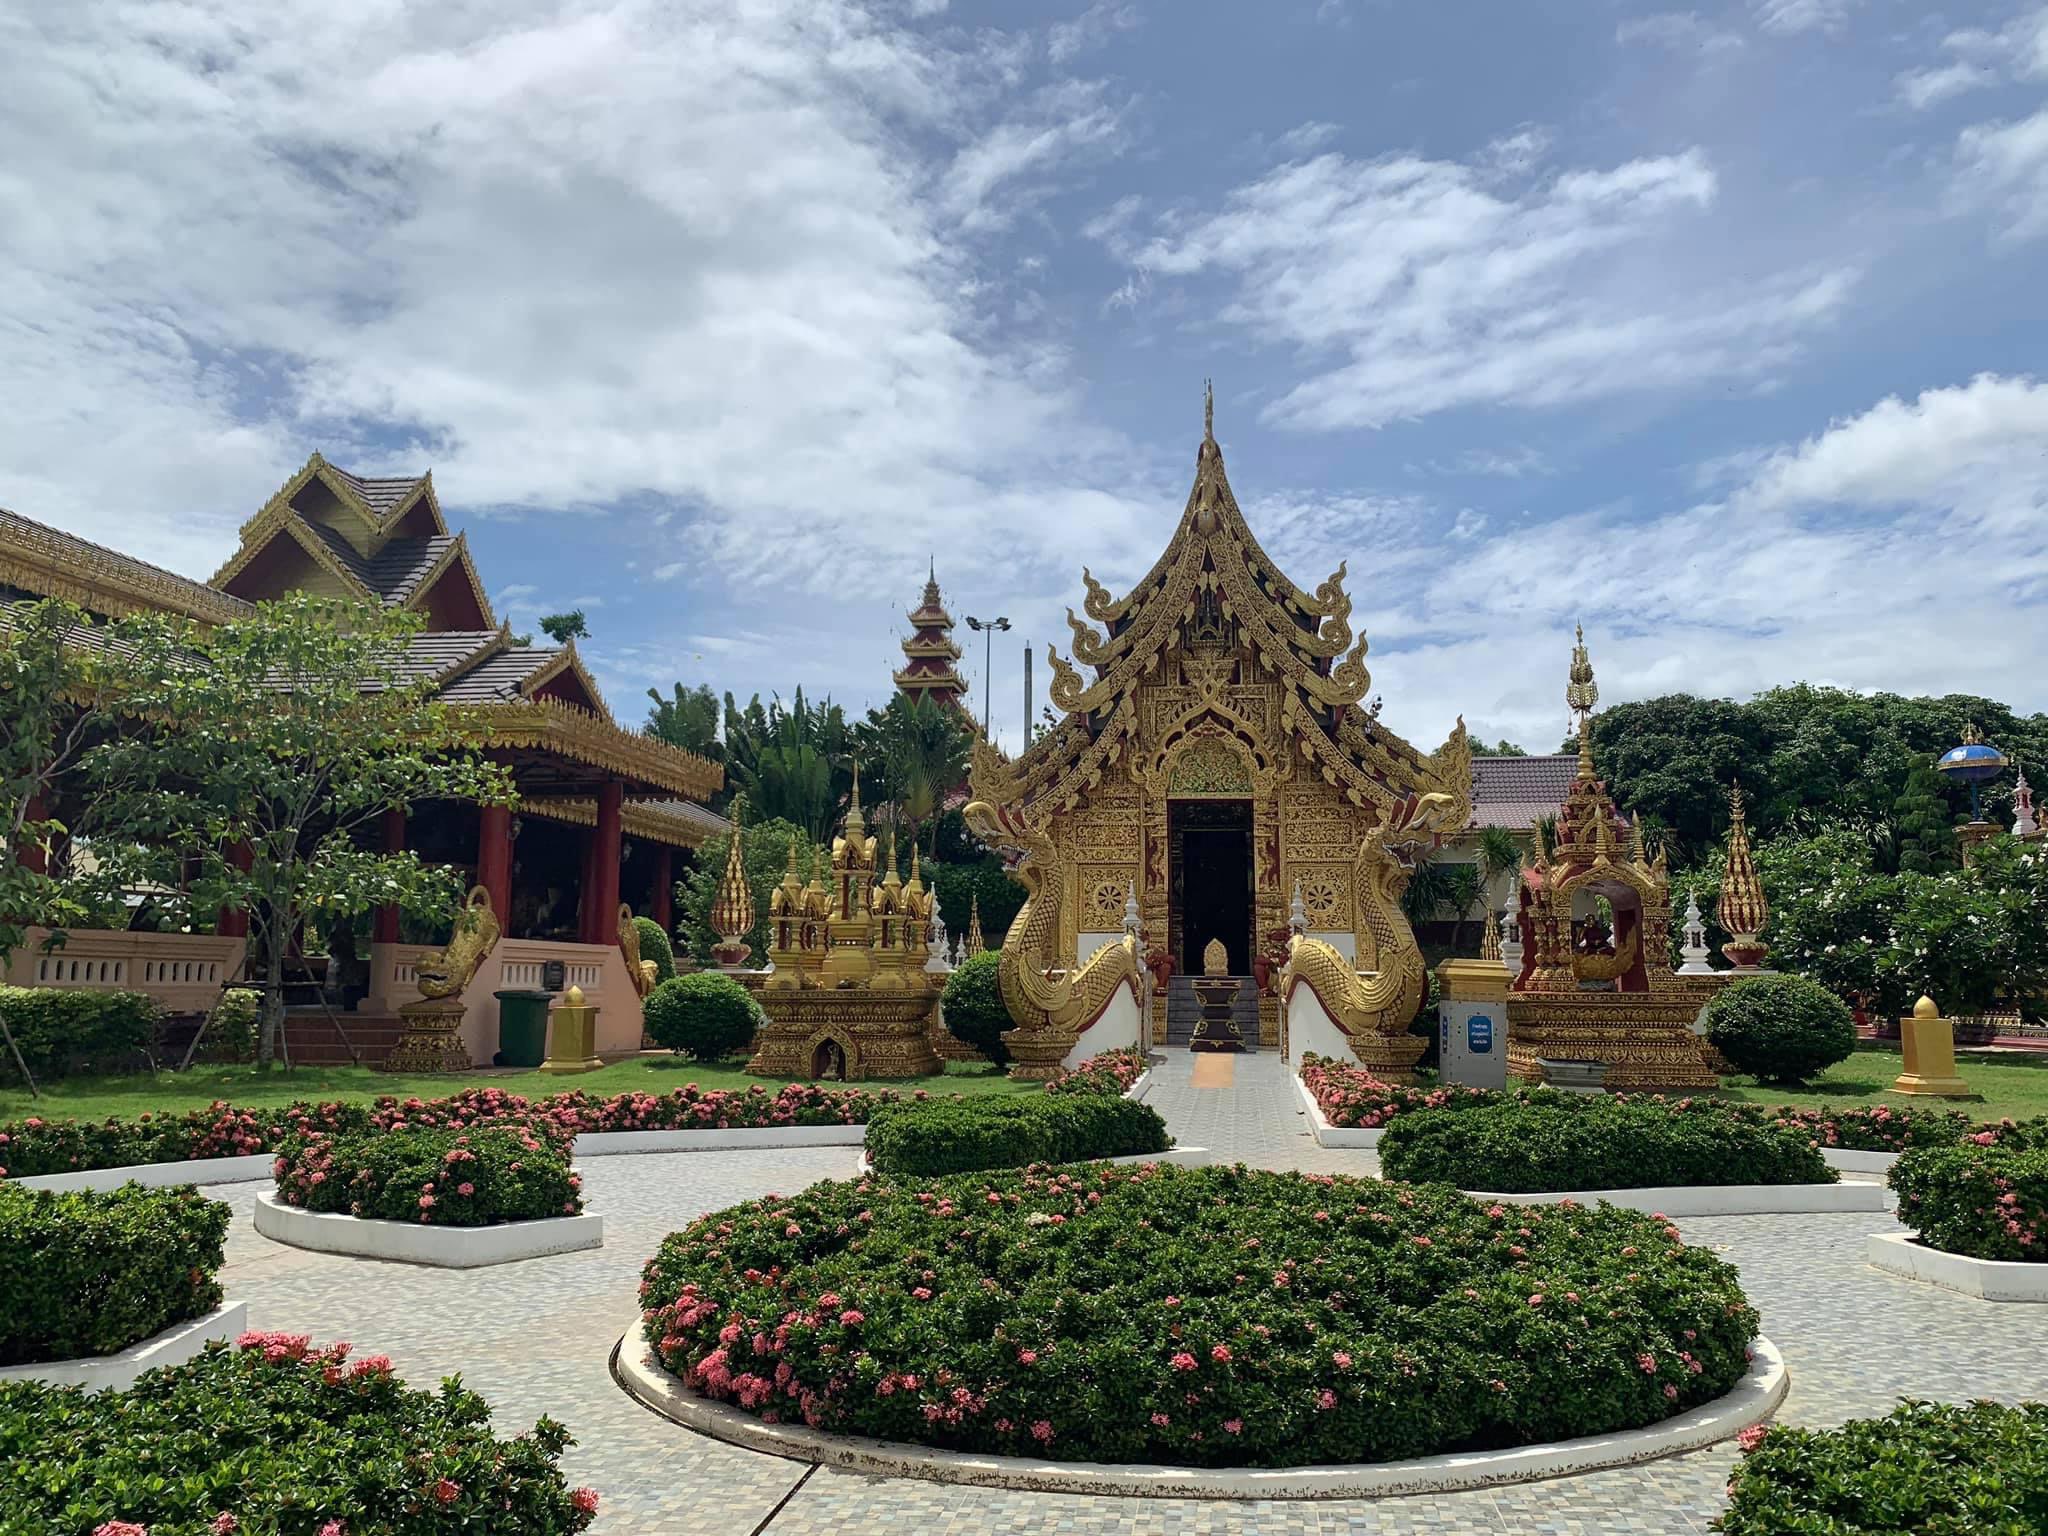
[966,389,1472,1056]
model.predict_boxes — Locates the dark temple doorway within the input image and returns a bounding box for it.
[1170,798,1254,974]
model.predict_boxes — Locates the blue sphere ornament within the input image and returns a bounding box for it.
[1936,724,2008,822]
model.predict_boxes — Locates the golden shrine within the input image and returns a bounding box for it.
[1503,630,1721,1089]
[743,768,945,1080]
[965,390,1472,1072]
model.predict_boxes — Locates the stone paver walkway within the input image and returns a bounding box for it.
[202,1051,2048,1534]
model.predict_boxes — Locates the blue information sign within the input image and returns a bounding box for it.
[1467,1014,1495,1054]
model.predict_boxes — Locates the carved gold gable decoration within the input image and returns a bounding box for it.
[1167,738,1254,796]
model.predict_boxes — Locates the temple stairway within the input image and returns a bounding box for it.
[1162,975,1260,1052]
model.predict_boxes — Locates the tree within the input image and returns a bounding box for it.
[1474,825,1524,910]
[1893,761,1957,874]
[645,683,725,774]
[86,595,515,1066]
[722,689,852,841]
[1482,739,1528,757]
[537,610,588,644]
[857,693,972,857]
[679,815,815,967]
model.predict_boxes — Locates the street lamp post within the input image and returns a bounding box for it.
[964,615,1011,740]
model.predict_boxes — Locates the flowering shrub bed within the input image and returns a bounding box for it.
[1298,1054,1501,1129]
[274,1125,581,1227]
[1378,1100,1835,1193]
[864,1095,1170,1177]
[1763,1102,1975,1153]
[0,1183,228,1366]
[0,1332,600,1534]
[1890,1141,2048,1260]
[1720,1400,2048,1535]
[1044,1046,1148,1097]
[0,1080,917,1180]
[640,1162,1758,1468]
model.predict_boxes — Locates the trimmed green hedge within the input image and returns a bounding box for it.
[644,972,760,1060]
[0,987,161,1083]
[940,948,1009,1065]
[633,916,678,984]
[1890,1139,2048,1261]
[1703,972,1858,1085]
[865,1093,1170,1176]
[1721,1400,2048,1535]
[0,1182,228,1366]
[643,1163,1759,1468]
[1378,1098,1835,1192]
[0,1333,600,1533]
[274,1124,582,1227]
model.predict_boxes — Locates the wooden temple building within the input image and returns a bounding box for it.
[0,454,725,1064]
[893,561,971,712]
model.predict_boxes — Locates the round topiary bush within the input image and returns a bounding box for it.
[642,1163,1758,1468]
[1890,1139,2048,1261]
[1704,972,1858,1085]
[644,972,761,1061]
[633,916,678,984]
[940,948,1011,1065]
[273,1124,582,1227]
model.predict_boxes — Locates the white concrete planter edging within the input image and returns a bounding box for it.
[573,1124,866,1157]
[1464,1182,1887,1217]
[1821,1148,1900,1174]
[1867,1232,2048,1301]
[0,1301,247,1392]
[1123,1069,1154,1103]
[14,1153,275,1193]
[613,1328,1786,1499]
[1292,1071,1382,1149]
[253,1190,602,1267]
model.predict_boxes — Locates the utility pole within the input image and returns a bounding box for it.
[965,614,1011,741]
[1023,644,1034,749]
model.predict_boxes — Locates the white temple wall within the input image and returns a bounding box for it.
[1283,977,1357,1070]
[1065,974,1143,1066]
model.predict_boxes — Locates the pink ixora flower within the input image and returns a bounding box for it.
[1737,1423,1770,1453]
[318,1523,346,1536]
[1030,1420,1054,1443]
[1170,1351,1198,1372]
[94,1524,149,1536]
[432,1478,460,1505]
[1316,1389,1337,1411]
[1210,1344,1232,1363]
[571,1487,601,1514]
[211,1517,239,1534]
[1223,1418,1243,1435]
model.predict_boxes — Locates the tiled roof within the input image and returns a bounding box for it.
[305,521,453,605]
[1468,754,1579,830]
[394,630,502,685]
[435,643,563,702]
[0,507,252,622]
[636,798,734,841]
[328,467,428,517]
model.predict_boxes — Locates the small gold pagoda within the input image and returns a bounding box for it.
[1717,781,1770,970]
[746,766,943,1080]
[1503,630,1720,1090]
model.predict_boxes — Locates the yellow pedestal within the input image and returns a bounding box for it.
[1890,996,1973,1098]
[1437,957,1511,1006]
[540,985,605,1075]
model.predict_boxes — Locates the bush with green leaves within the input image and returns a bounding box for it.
[274,1124,582,1227]
[644,971,762,1061]
[1720,1400,2048,1535]
[1378,1097,1835,1192]
[865,1093,1170,1176]
[0,1182,228,1365]
[193,986,262,1064]
[1890,1138,2048,1261]
[0,1332,600,1533]
[0,986,160,1082]
[633,915,677,983]
[642,1163,1758,1467]
[940,948,1010,1065]
[1702,973,1858,1085]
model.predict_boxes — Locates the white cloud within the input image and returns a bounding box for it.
[1752,0,1858,36]
[1117,146,1855,430]
[1047,2,1139,64]
[1616,12,1745,53]
[1899,7,2048,109]
[1899,60,2000,110]
[0,0,1159,616]
[1958,107,2048,239]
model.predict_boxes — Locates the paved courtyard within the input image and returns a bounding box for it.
[210,1050,2048,1534]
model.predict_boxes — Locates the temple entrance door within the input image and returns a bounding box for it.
[1170,799,1254,973]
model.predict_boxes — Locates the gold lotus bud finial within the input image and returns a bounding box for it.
[709,808,756,966]
[1204,377,1215,443]
[1566,622,1598,723]
[1914,995,1938,1019]
[1717,777,1770,969]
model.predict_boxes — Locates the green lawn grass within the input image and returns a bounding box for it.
[0,1054,1035,1123]
[1713,1044,2048,1124]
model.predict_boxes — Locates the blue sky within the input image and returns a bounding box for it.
[5,0,2046,756]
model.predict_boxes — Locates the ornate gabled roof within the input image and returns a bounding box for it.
[0,507,252,624]
[896,559,969,703]
[969,388,1472,828]
[210,455,492,628]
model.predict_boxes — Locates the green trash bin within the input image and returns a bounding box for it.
[493,989,553,1068]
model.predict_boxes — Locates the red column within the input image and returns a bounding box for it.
[650,845,674,933]
[477,804,513,929]
[217,841,253,938]
[581,781,624,942]
[17,792,48,874]
[373,806,405,943]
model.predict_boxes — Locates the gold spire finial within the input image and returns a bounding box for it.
[1576,715,1596,783]
[966,890,986,953]
[1566,622,1598,725]
[709,821,757,966]
[850,757,862,812]
[1204,378,1214,442]
[1717,776,1770,969]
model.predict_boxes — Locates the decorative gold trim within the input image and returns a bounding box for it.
[0,521,249,624]
[460,696,723,800]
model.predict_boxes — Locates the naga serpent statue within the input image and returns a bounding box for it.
[960,799,1141,1059]
[1281,823,1429,1040]
[414,885,501,1000]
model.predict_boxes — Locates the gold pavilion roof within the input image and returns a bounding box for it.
[970,390,1471,827]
